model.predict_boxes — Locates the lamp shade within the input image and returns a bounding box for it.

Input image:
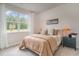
[63,25,71,36]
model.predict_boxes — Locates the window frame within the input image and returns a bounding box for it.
[5,9,29,33]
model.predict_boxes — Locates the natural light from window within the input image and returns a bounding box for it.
[6,10,29,32]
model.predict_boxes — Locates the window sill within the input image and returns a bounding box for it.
[7,30,29,33]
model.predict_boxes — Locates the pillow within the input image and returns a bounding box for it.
[45,29,48,35]
[53,29,59,35]
[41,29,48,35]
[48,29,58,35]
[48,29,53,35]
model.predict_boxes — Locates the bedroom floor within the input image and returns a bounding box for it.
[0,45,79,56]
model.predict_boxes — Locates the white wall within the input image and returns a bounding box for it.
[37,4,79,48]
[33,13,41,33]
[0,4,2,49]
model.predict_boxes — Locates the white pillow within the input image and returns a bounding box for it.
[48,29,53,35]
[41,29,48,35]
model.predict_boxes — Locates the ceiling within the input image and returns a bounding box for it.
[10,3,64,13]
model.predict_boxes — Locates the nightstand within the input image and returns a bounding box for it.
[62,36,76,50]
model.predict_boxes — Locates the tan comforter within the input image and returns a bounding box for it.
[19,34,59,56]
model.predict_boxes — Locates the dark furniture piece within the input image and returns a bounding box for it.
[62,36,76,50]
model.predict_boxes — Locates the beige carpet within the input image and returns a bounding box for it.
[54,46,78,56]
[0,46,79,56]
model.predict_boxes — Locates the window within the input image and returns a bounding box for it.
[6,10,29,32]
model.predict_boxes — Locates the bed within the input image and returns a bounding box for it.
[19,33,62,56]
